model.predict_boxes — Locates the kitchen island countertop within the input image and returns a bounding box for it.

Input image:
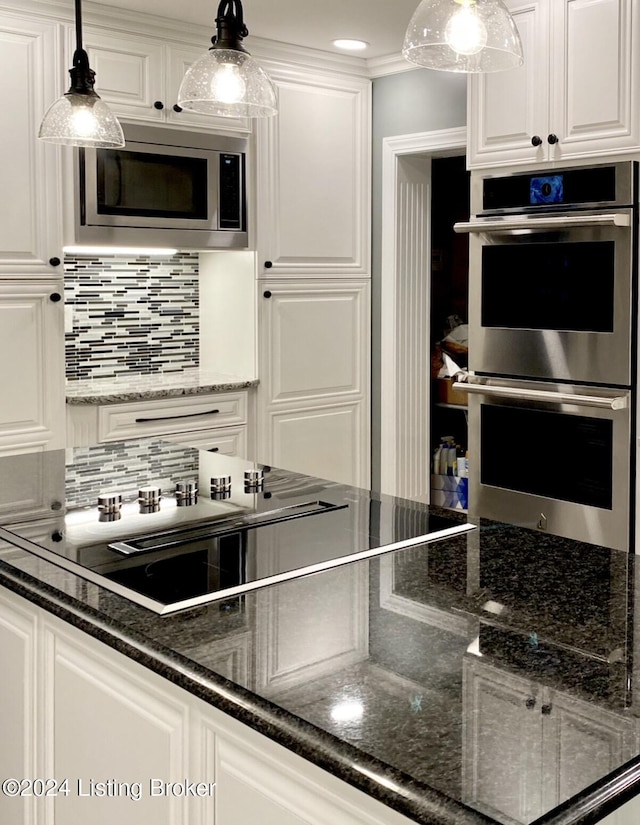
[0,442,639,825]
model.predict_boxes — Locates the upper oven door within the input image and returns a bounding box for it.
[457,210,634,386]
[460,375,632,551]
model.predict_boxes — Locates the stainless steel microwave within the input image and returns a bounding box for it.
[72,124,248,249]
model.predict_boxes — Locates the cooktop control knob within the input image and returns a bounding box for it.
[98,493,123,522]
[175,480,198,506]
[211,475,232,500]
[244,468,264,492]
[139,486,162,513]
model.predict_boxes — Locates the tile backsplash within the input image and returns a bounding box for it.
[64,253,199,382]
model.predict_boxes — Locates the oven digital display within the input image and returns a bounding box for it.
[530,174,564,205]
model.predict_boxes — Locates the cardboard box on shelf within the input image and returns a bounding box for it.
[434,377,467,406]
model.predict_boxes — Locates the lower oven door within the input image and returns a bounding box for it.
[458,376,633,551]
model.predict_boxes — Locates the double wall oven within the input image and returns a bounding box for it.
[454,162,637,551]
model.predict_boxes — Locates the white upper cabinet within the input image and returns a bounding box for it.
[0,281,65,455]
[256,66,371,277]
[468,0,639,168]
[71,26,250,134]
[0,11,63,273]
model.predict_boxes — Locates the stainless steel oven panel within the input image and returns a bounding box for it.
[458,376,632,551]
[470,160,635,216]
[462,214,633,386]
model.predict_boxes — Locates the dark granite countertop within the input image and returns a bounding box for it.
[0,442,639,825]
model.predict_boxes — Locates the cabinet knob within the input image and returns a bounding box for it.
[541,703,553,715]
[49,292,62,303]
[173,104,183,113]
[547,133,559,145]
[51,530,64,543]
[153,100,165,110]
[263,290,272,298]
[525,697,536,710]
[49,256,61,267]
[264,260,273,269]
[531,135,543,147]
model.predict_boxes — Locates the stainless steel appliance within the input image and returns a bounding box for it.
[454,162,638,551]
[71,124,248,249]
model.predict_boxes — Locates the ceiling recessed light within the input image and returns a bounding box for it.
[332,39,369,51]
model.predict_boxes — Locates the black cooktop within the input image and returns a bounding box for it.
[0,440,470,614]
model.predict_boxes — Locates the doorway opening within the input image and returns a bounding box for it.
[379,127,469,505]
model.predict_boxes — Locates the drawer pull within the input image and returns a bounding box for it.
[135,409,220,423]
[208,447,220,453]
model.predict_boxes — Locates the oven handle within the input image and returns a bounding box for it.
[453,213,630,234]
[452,381,629,410]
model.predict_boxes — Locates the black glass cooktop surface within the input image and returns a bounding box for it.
[0,440,471,614]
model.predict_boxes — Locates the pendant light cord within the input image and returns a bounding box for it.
[74,0,83,52]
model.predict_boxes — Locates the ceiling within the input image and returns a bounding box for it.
[94,0,421,61]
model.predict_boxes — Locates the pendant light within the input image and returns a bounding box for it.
[178,0,277,118]
[38,0,124,147]
[403,0,524,73]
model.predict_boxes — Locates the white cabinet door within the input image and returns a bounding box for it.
[75,27,251,133]
[256,68,371,277]
[42,618,191,825]
[467,0,549,168]
[75,26,166,122]
[0,588,37,825]
[549,0,639,160]
[0,281,65,454]
[467,0,639,168]
[266,402,366,486]
[0,12,63,273]
[257,280,370,486]
[259,281,368,406]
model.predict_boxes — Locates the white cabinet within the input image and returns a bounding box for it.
[467,0,640,168]
[462,656,637,824]
[42,617,192,825]
[67,390,253,459]
[255,65,371,277]
[74,26,250,134]
[0,583,423,825]
[0,281,65,455]
[0,588,37,825]
[257,280,370,487]
[0,11,63,273]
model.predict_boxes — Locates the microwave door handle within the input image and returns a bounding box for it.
[452,382,629,410]
[453,213,631,234]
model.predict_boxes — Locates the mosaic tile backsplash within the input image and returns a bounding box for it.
[64,253,199,382]
[65,440,200,509]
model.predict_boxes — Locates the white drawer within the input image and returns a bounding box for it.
[162,425,247,457]
[98,392,248,442]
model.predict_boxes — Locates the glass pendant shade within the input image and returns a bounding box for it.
[403,0,524,73]
[178,0,277,119]
[38,90,125,148]
[178,48,277,118]
[38,0,124,147]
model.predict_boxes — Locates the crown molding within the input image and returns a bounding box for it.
[366,53,418,78]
